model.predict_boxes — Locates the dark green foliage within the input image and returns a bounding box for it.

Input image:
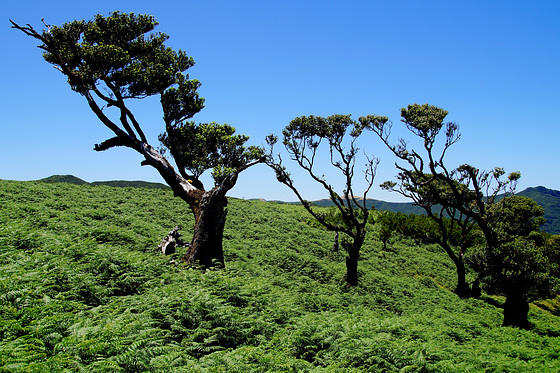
[41,12,201,101]
[1,180,560,371]
[159,122,264,185]
[467,196,560,327]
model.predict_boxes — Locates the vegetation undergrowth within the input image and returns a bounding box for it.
[1,180,559,372]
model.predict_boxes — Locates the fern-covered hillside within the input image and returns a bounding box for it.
[1,180,559,372]
[312,186,560,235]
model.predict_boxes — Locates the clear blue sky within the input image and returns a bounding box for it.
[3,0,559,202]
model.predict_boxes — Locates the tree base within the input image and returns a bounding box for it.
[503,292,530,329]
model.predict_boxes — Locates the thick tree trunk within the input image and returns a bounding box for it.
[503,288,530,329]
[182,189,227,268]
[344,234,364,287]
[453,256,470,298]
[439,241,470,298]
[96,137,254,269]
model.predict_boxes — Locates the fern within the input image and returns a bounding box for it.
[1,180,560,372]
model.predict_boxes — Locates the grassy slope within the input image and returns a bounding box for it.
[36,175,560,233]
[0,180,559,372]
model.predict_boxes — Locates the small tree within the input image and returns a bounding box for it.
[364,104,520,297]
[376,211,481,256]
[467,195,559,328]
[266,114,384,286]
[12,12,264,267]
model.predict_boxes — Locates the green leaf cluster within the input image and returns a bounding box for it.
[159,122,264,185]
[400,103,449,138]
[467,196,560,302]
[42,12,202,103]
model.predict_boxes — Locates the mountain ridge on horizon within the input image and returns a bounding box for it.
[34,174,560,234]
[36,174,170,190]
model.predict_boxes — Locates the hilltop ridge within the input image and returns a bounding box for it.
[35,175,560,234]
[36,174,170,190]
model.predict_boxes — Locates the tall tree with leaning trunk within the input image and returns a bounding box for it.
[368,104,559,327]
[364,104,520,298]
[266,114,383,286]
[12,12,264,267]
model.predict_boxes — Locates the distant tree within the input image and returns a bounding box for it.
[266,114,384,286]
[12,12,264,267]
[376,211,481,255]
[376,211,396,251]
[544,234,560,277]
[364,104,520,298]
[467,195,559,328]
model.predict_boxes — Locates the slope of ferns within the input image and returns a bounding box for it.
[0,180,559,372]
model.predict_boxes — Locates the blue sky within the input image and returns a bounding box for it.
[3,0,559,202]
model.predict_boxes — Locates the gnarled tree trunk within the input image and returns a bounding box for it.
[183,189,227,267]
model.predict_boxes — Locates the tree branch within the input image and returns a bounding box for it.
[94,136,128,151]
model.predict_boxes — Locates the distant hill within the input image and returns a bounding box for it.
[310,198,426,215]
[309,186,560,235]
[90,180,170,189]
[38,174,89,185]
[517,186,560,235]
[37,175,169,190]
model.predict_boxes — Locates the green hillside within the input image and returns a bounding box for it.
[37,174,170,190]
[312,186,560,235]
[517,186,560,234]
[1,180,559,372]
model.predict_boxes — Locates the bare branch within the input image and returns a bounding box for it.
[94,136,128,151]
